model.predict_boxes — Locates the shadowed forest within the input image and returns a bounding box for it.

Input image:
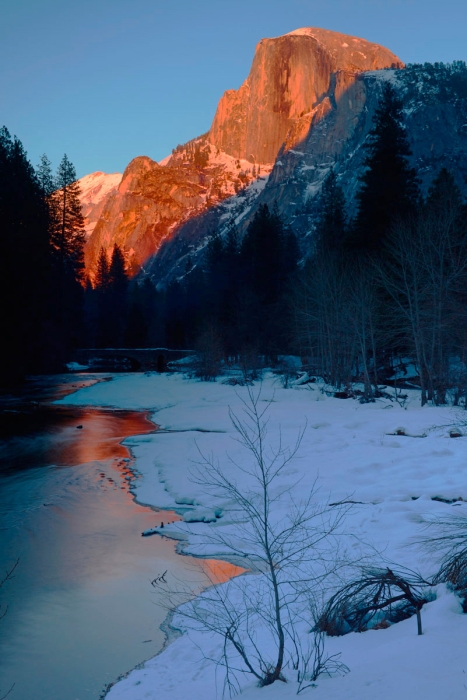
[3,74,467,405]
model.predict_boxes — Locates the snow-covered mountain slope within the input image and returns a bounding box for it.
[144,61,467,284]
[255,63,467,232]
[78,171,122,236]
[144,169,272,286]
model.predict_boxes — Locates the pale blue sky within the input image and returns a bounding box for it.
[1,0,466,178]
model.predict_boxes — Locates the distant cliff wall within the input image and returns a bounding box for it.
[145,64,467,286]
[208,27,402,163]
[82,27,401,277]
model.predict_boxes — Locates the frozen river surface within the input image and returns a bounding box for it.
[0,375,218,700]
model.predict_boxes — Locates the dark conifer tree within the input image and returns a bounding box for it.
[282,223,300,274]
[201,222,242,355]
[240,204,284,305]
[50,154,86,351]
[125,281,149,348]
[109,244,127,293]
[36,154,55,198]
[0,128,52,381]
[315,170,347,253]
[182,263,209,343]
[426,168,463,213]
[52,154,86,283]
[225,219,239,261]
[108,244,128,346]
[94,248,110,292]
[205,231,224,277]
[94,248,112,347]
[219,220,241,354]
[239,204,298,355]
[83,277,98,347]
[350,82,419,252]
[164,280,187,348]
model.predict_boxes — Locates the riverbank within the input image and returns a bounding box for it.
[57,372,467,700]
[0,375,240,700]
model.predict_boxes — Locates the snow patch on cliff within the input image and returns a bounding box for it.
[78,171,122,237]
[78,171,122,207]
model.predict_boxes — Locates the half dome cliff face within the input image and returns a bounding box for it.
[208,27,402,164]
[82,28,402,278]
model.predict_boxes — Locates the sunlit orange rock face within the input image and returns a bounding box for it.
[84,149,255,275]
[83,28,402,278]
[208,28,402,163]
[85,156,205,274]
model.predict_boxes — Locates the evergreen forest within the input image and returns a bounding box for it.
[3,78,467,406]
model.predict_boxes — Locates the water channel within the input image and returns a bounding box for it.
[0,375,237,700]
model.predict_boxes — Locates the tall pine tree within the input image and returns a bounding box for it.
[50,154,86,350]
[108,244,128,346]
[52,154,86,285]
[94,247,110,292]
[239,204,298,355]
[36,153,55,198]
[350,82,419,252]
[93,248,111,347]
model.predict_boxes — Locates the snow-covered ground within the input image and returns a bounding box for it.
[57,373,467,699]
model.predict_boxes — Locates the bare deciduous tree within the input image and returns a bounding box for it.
[294,253,357,389]
[295,623,349,694]
[375,198,467,406]
[154,388,350,694]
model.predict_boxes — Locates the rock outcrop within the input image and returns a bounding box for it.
[84,148,264,274]
[145,63,467,285]
[85,155,202,274]
[82,27,401,277]
[208,27,402,163]
[244,63,467,227]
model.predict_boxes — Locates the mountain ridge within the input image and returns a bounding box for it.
[144,62,467,285]
[81,27,402,278]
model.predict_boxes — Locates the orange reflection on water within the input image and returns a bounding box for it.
[50,408,245,590]
[201,559,246,584]
[61,409,155,466]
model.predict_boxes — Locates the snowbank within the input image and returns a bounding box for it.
[57,373,467,699]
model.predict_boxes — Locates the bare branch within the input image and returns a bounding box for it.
[160,389,352,691]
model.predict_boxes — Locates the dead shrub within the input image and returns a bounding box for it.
[317,566,431,636]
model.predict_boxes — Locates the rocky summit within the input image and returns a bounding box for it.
[79,29,467,287]
[209,27,402,164]
[81,27,401,279]
[144,63,467,286]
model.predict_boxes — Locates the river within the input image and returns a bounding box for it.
[0,374,237,700]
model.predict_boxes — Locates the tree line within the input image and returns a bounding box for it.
[294,82,467,405]
[142,79,467,406]
[147,79,467,404]
[82,202,299,363]
[4,75,467,403]
[0,128,85,383]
